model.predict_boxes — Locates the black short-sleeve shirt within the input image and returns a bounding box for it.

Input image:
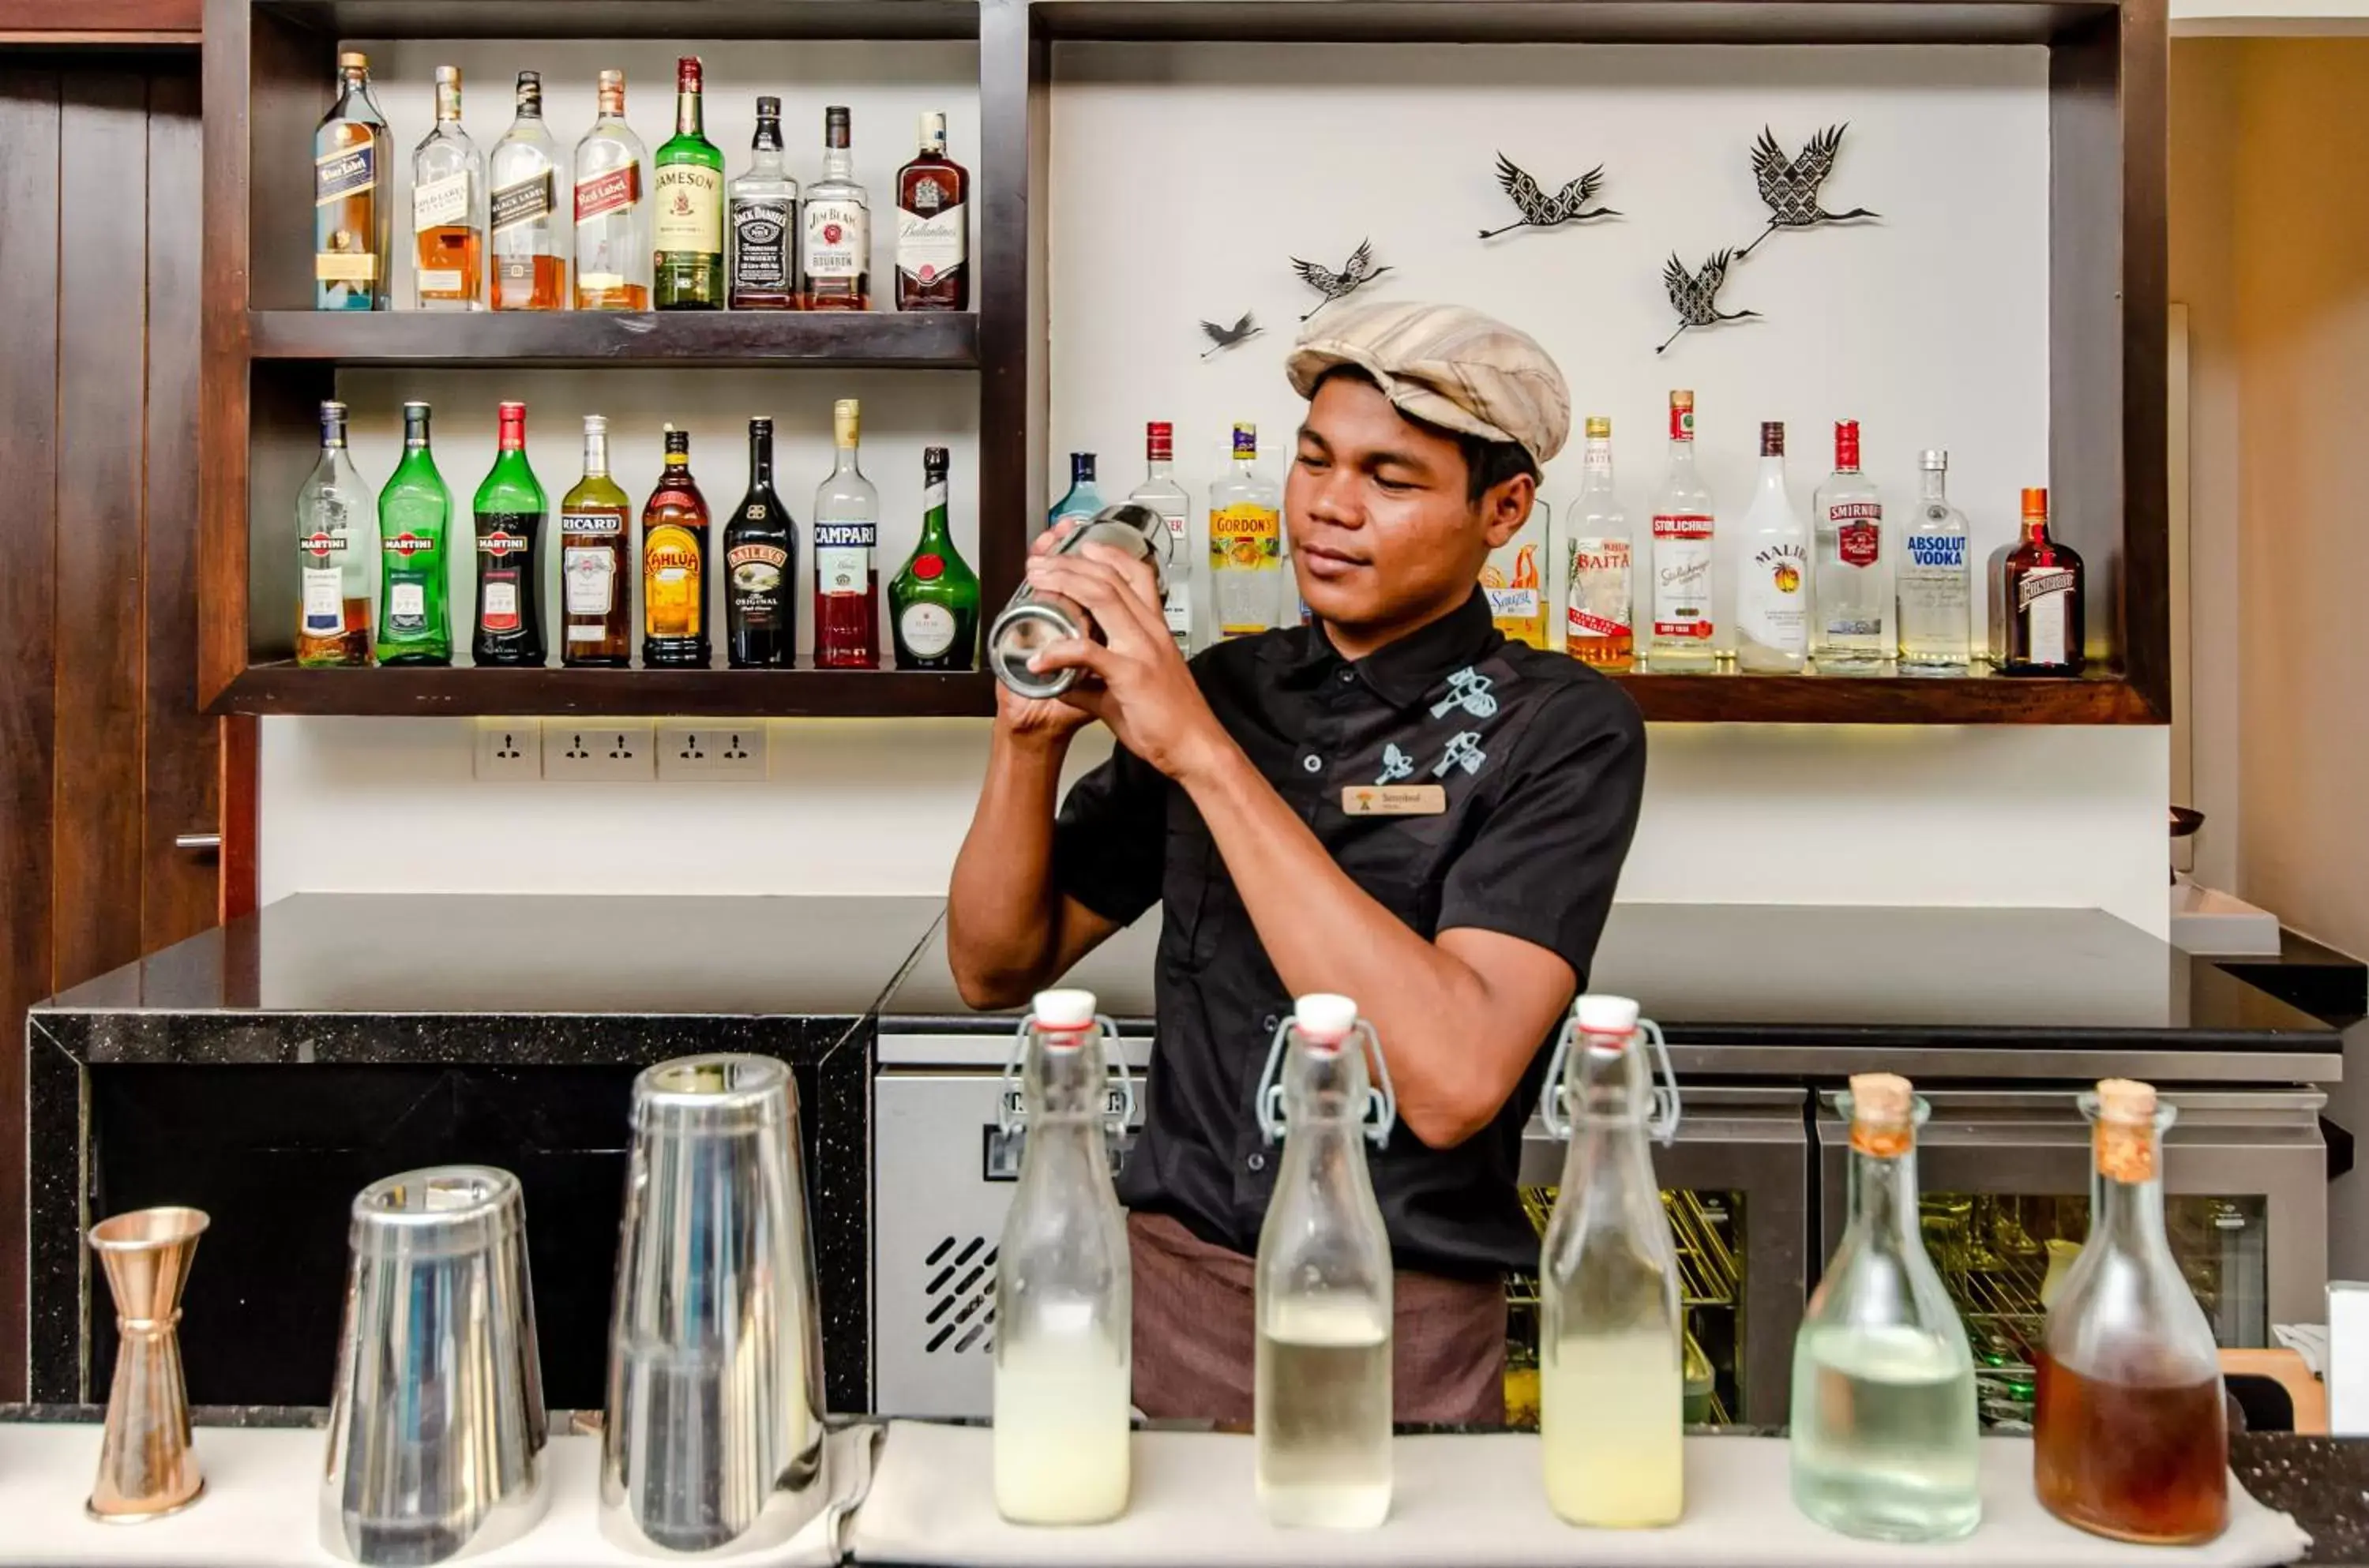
[1052,587,1647,1280]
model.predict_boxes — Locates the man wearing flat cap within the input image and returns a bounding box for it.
[949,300,1647,1422]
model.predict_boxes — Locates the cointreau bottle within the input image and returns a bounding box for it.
[472,402,546,667]
[313,52,390,311]
[895,111,969,311]
[641,427,711,668]
[560,415,632,667]
[1995,486,2085,675]
[725,418,795,668]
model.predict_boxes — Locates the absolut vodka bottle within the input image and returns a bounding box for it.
[1896,451,1973,670]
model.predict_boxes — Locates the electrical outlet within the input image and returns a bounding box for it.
[472,720,543,781]
[544,721,655,782]
[658,723,768,782]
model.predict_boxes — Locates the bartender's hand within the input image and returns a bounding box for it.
[993,525,1098,747]
[1024,542,1232,781]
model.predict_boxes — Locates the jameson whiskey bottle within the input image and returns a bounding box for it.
[295,400,374,666]
[313,51,390,310]
[642,426,711,668]
[472,402,546,666]
[725,418,794,668]
[561,415,632,667]
[374,403,452,665]
[652,56,724,309]
[892,447,980,670]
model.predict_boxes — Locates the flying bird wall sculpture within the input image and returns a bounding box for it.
[1658,248,1759,354]
[1290,239,1392,321]
[1478,152,1619,240]
[1198,312,1263,358]
[1738,123,1879,258]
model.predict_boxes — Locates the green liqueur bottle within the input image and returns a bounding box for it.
[472,400,547,666]
[375,401,452,665]
[892,447,980,670]
[652,55,723,309]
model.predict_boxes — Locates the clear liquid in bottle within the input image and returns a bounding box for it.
[1256,1296,1391,1529]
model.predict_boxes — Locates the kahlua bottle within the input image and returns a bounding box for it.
[2035,1078,2228,1544]
[1789,1072,1980,1541]
[1537,994,1686,1527]
[1253,994,1395,1529]
[991,989,1133,1525]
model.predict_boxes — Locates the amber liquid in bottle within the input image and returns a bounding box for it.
[2034,1356,2229,1544]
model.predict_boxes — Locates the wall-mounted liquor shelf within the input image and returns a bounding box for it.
[200,0,2170,726]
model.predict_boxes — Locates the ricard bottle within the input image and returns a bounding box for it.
[2035,1079,2229,1544]
[1646,391,1716,670]
[1735,421,1809,674]
[1537,995,1685,1528]
[991,989,1133,1525]
[1790,1073,1980,1542]
[1254,995,1395,1529]
[295,400,375,666]
[1812,420,1890,669]
[560,416,632,667]
[1564,416,1633,670]
[1209,424,1284,640]
[1897,450,1973,669]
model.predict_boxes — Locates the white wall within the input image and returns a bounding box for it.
[262,39,2169,935]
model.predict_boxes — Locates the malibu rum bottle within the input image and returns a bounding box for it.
[471,402,546,666]
[295,400,375,666]
[652,56,723,309]
[573,70,651,311]
[725,418,794,668]
[892,447,979,670]
[812,399,880,666]
[411,66,485,309]
[561,415,632,667]
[313,51,390,310]
[488,71,565,311]
[374,403,452,665]
[642,427,711,668]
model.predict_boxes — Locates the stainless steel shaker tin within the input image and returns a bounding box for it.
[600,1054,830,1557]
[989,503,1172,700]
[321,1166,549,1566]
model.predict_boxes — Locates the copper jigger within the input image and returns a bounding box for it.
[87,1206,209,1522]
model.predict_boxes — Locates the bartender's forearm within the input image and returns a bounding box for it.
[1176,740,1561,1150]
[947,730,1108,1010]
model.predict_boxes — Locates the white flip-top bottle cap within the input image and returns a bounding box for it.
[1293,992,1359,1043]
[1032,988,1097,1029]
[1574,993,1642,1037]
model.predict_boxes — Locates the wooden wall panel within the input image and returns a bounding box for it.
[0,67,63,1405]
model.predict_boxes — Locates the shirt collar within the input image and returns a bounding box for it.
[1263,588,1503,708]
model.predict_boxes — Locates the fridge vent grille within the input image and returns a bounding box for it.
[921,1233,997,1356]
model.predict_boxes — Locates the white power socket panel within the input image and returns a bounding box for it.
[545,721,656,782]
[473,720,543,781]
[657,723,768,782]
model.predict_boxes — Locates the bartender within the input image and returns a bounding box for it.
[948,300,1646,1424]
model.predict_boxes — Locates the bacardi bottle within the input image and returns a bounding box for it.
[374,403,451,666]
[1897,451,1973,670]
[488,72,566,311]
[725,418,794,668]
[1564,417,1633,671]
[295,400,374,666]
[652,56,724,310]
[411,66,485,310]
[895,111,970,311]
[1812,420,1890,670]
[727,96,798,311]
[313,52,390,311]
[641,427,711,668]
[1646,392,1716,670]
[891,447,981,671]
[1209,424,1283,640]
[573,70,651,311]
[800,107,871,310]
[1125,422,1193,654]
[813,399,880,666]
[1994,486,2085,674]
[560,415,632,667]
[1736,422,1809,674]
[471,402,546,667]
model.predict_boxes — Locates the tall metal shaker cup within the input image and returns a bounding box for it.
[599,1055,828,1555]
[321,1167,549,1565]
[989,502,1172,700]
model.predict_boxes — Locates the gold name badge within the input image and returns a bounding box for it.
[1341,784,1447,816]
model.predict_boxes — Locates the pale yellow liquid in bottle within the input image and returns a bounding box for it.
[1541,1330,1684,1527]
[1256,1296,1391,1529]
[993,1335,1131,1524]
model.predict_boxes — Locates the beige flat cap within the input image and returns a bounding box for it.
[1286,298,1571,467]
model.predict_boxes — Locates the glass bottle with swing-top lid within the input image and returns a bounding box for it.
[991,988,1133,1525]
[1537,994,1685,1528]
[1252,994,1395,1529]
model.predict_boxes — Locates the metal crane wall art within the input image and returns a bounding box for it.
[1477,152,1619,239]
[1657,248,1757,354]
[1198,311,1263,358]
[1290,239,1392,320]
[1738,123,1879,257]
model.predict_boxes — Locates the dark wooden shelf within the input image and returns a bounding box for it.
[1612,668,2157,725]
[253,0,978,41]
[246,309,979,369]
[213,662,998,718]
[1030,0,2111,45]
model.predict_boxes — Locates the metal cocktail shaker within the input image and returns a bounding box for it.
[600,1055,828,1556]
[321,1167,549,1566]
[88,1206,209,1522]
[989,503,1171,700]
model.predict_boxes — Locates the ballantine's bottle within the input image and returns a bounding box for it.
[991,989,1133,1525]
[1253,995,1395,1529]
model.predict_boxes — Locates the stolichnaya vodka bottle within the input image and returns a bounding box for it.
[1254,995,1395,1529]
[1896,450,1973,670]
[1790,1074,1980,1542]
[1538,995,1685,1528]
[1735,421,1809,674]
[1647,391,1716,670]
[991,989,1132,1525]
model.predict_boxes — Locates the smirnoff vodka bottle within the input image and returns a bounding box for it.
[1647,392,1716,670]
[1812,420,1890,669]
[1736,422,1809,673]
[1896,451,1973,669]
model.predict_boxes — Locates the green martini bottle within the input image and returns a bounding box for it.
[652,55,723,309]
[374,401,453,666]
[471,400,547,666]
[891,446,980,670]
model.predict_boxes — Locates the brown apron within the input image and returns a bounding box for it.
[1128,1210,1507,1425]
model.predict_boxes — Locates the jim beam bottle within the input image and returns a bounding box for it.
[472,402,547,667]
[799,106,871,310]
[725,418,795,668]
[313,52,391,311]
[642,426,711,668]
[561,415,632,666]
[1993,486,2085,674]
